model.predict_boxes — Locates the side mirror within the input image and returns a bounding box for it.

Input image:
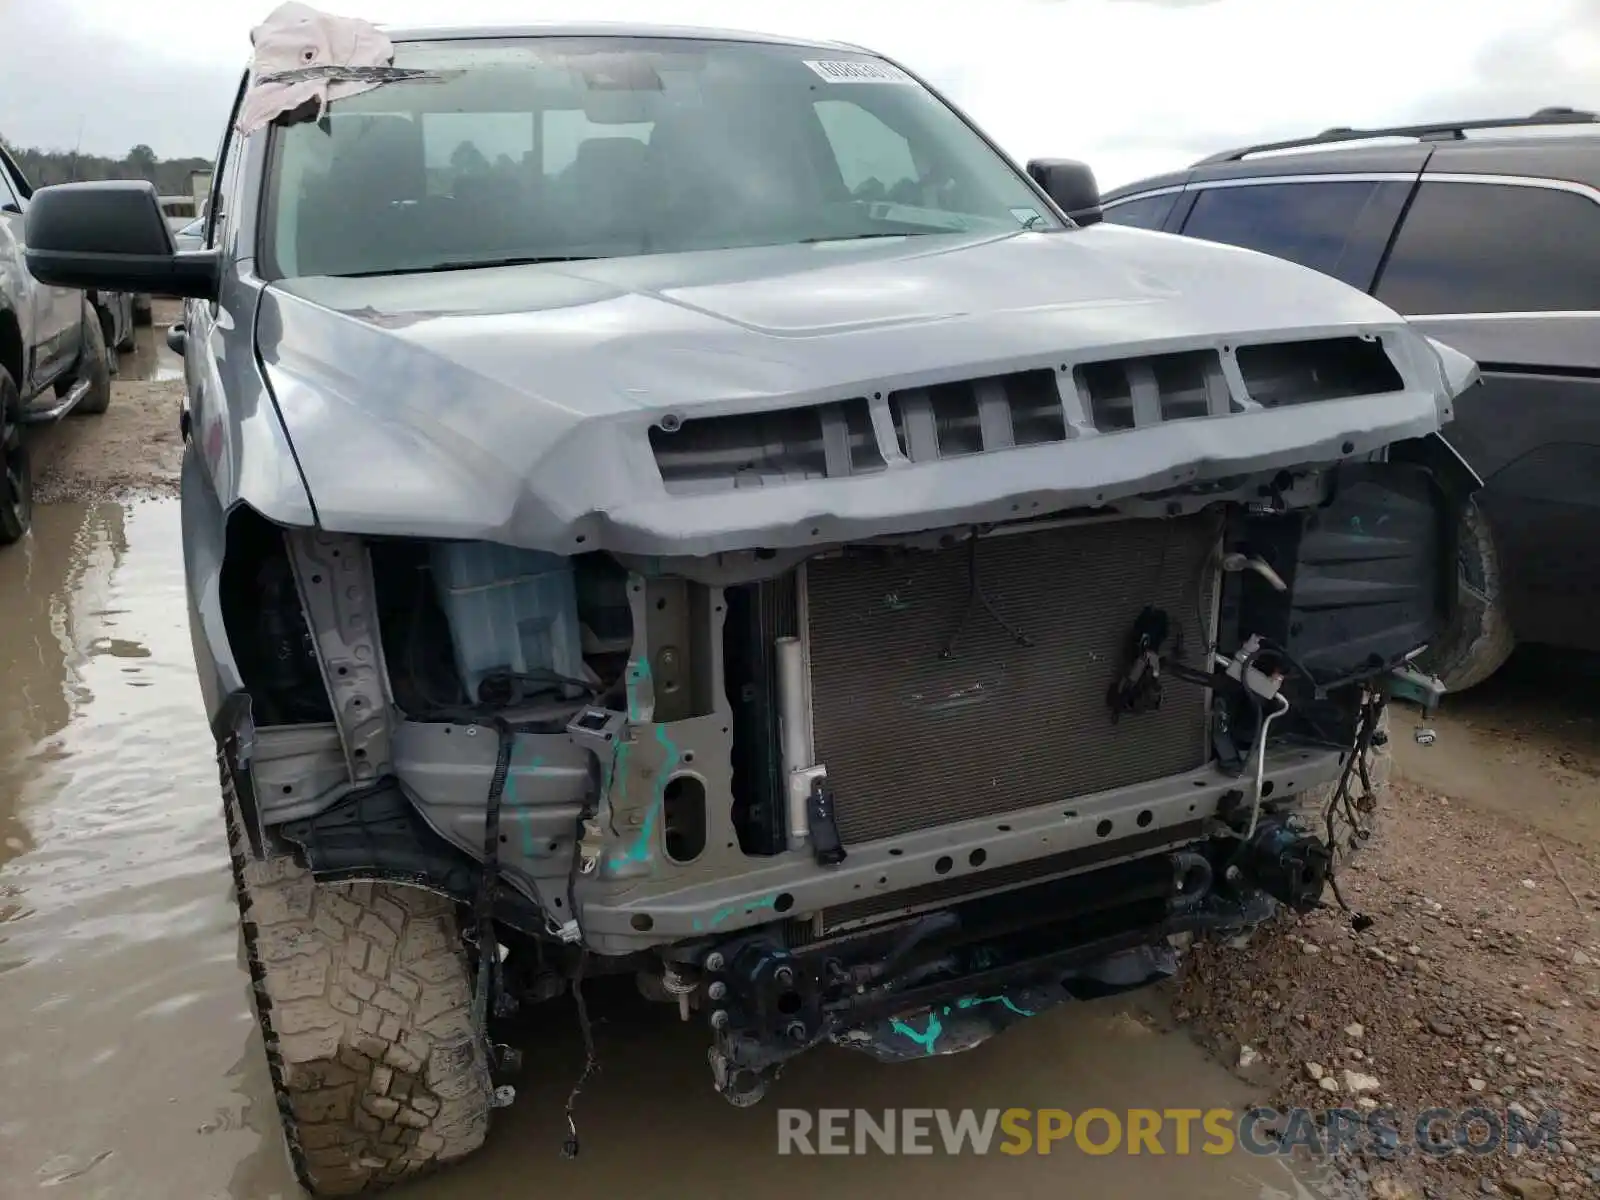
[1026,158,1102,227]
[24,180,220,301]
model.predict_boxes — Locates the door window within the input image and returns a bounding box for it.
[1375,181,1600,314]
[1102,192,1178,231]
[1180,180,1398,288]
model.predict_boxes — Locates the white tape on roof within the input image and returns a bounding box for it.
[237,2,396,135]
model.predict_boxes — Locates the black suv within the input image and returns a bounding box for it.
[1099,107,1600,690]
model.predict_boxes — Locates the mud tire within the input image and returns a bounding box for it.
[224,770,492,1195]
[1422,498,1515,693]
[56,307,112,415]
[0,366,31,545]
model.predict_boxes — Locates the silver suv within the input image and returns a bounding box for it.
[0,141,117,543]
[26,21,1476,1194]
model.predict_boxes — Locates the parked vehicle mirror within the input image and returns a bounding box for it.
[1025,158,1103,226]
[23,180,220,301]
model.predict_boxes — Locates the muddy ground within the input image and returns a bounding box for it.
[24,298,185,505]
[2,315,1599,1199]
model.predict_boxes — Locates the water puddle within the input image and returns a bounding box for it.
[0,500,292,1199]
[118,324,184,384]
[0,500,1343,1199]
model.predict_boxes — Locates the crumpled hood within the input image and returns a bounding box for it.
[256,226,1465,555]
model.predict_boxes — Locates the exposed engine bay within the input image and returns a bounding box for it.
[216,441,1466,1110]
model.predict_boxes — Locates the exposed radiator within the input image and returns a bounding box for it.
[804,516,1216,846]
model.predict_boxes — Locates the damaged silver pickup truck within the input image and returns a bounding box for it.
[24,15,1479,1195]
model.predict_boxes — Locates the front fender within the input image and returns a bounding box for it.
[180,440,247,729]
[1426,335,1482,400]
[183,440,279,855]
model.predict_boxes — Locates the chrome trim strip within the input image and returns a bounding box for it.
[1425,172,1600,204]
[1407,310,1600,321]
[1101,183,1188,207]
[1184,171,1421,189]
[1106,171,1600,209]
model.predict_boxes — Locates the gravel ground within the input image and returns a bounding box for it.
[1170,678,1600,1200]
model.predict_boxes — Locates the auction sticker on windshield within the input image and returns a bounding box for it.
[803,60,915,84]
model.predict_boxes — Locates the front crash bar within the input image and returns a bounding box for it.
[584,745,1346,947]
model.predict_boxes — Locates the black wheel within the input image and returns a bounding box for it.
[56,306,112,416]
[1422,498,1515,692]
[0,366,33,545]
[133,294,153,326]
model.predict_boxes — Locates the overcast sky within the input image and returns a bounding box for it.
[1,0,1596,189]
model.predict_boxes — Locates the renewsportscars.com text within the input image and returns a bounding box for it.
[777,1106,1563,1157]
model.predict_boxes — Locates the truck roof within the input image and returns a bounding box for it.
[380,21,867,53]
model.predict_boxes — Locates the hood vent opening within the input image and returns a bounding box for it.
[1235,337,1403,409]
[1076,349,1226,433]
[650,398,884,494]
[1077,360,1136,432]
[888,368,1067,462]
[1152,351,1218,422]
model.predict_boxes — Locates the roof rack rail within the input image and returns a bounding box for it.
[1193,106,1599,166]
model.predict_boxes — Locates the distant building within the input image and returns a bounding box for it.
[158,195,197,220]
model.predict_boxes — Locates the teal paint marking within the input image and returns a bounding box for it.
[497,740,546,858]
[957,994,1035,1017]
[611,659,685,869]
[891,1010,945,1055]
[691,893,778,933]
[623,656,652,720]
[887,994,1034,1057]
[605,656,649,859]
[611,655,652,808]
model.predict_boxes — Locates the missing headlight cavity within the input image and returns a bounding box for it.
[219,506,333,725]
[1235,337,1403,409]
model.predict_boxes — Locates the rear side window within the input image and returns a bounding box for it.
[1375,181,1600,314]
[1180,180,1396,288]
[1102,192,1177,231]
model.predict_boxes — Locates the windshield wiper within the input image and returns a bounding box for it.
[339,255,598,278]
[799,232,916,244]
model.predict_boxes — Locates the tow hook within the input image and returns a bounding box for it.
[1387,664,1446,716]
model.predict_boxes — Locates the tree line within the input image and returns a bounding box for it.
[0,139,212,195]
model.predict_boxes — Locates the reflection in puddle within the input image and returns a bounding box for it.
[0,500,291,1198]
